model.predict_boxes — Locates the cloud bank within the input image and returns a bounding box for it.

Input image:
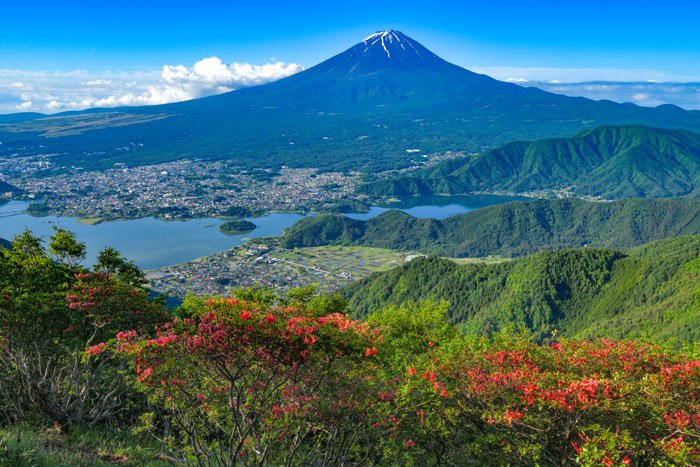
[0,57,303,113]
[467,66,700,110]
[524,81,700,110]
[1,61,700,113]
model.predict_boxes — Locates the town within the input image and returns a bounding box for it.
[0,156,361,221]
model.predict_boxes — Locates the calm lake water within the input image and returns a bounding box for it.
[346,194,526,220]
[0,194,523,269]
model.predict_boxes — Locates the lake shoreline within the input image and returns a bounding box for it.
[0,194,525,270]
[12,191,541,223]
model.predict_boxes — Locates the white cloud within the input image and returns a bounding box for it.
[0,57,303,113]
[10,82,32,89]
[523,81,700,110]
[470,66,700,83]
[85,79,113,86]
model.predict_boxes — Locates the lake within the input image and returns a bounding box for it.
[0,194,523,269]
[346,194,526,220]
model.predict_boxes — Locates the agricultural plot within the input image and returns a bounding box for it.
[148,243,421,298]
[272,246,411,277]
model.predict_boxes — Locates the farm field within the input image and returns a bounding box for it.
[147,242,427,297]
[272,245,414,277]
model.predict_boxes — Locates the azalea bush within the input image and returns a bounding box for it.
[391,336,700,466]
[112,297,386,465]
[109,298,700,465]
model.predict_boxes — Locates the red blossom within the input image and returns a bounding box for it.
[86,342,106,356]
[240,310,252,321]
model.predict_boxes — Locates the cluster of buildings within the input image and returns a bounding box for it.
[2,158,360,220]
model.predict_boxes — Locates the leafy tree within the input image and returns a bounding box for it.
[94,246,146,287]
[48,227,86,268]
[0,229,167,432]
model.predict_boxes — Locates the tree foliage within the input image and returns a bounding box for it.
[361,125,700,199]
[344,236,700,345]
[282,198,700,258]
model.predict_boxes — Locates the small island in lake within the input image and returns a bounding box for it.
[219,220,257,235]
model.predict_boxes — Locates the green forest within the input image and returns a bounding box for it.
[281,198,700,257]
[343,235,700,344]
[360,125,700,198]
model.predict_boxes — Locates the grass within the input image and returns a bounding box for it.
[0,425,171,466]
[75,217,103,225]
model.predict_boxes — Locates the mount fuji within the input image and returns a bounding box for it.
[2,30,700,172]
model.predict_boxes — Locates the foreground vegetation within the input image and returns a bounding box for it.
[1,229,699,465]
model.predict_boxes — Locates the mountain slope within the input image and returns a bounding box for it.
[3,32,700,172]
[281,198,700,257]
[360,125,700,198]
[342,236,700,344]
[0,180,20,195]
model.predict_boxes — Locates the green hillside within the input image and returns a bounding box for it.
[281,198,700,257]
[360,125,700,198]
[343,235,700,344]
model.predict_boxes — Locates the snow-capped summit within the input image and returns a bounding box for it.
[362,30,419,59]
[307,29,456,77]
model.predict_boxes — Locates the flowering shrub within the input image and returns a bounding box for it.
[115,298,384,465]
[89,294,700,465]
[395,337,700,465]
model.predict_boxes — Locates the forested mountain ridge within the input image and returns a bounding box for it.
[281,198,700,257]
[342,235,700,344]
[359,125,700,198]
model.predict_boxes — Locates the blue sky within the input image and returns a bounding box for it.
[2,1,700,113]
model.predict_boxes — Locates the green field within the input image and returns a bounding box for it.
[273,245,415,277]
[146,243,431,298]
[75,217,103,225]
